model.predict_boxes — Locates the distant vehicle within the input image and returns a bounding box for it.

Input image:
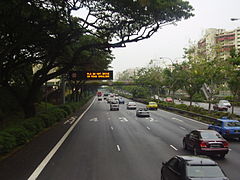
[161,155,229,180]
[183,129,229,158]
[97,91,102,97]
[127,102,137,110]
[146,102,158,110]
[103,93,109,100]
[110,100,119,111]
[219,100,231,108]
[165,97,173,102]
[136,108,150,117]
[208,117,240,141]
[97,97,102,101]
[118,98,125,104]
[107,97,114,103]
[213,100,231,111]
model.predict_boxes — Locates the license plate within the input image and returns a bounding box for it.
[210,145,221,148]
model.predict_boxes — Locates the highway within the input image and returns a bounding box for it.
[30,97,240,180]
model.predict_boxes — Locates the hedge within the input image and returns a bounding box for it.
[0,95,94,156]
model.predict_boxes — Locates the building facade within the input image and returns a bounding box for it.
[197,27,240,59]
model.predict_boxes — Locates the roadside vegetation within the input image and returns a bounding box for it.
[0,1,193,158]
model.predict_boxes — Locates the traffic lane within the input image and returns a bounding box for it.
[37,99,123,180]
[128,99,240,179]
[106,108,180,180]
[37,98,178,180]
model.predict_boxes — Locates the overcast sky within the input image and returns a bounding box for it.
[110,0,240,76]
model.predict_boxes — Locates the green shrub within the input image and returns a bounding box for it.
[5,126,30,145]
[21,117,45,136]
[58,104,72,115]
[0,131,16,154]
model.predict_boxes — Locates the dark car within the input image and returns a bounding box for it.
[161,155,229,180]
[136,108,150,117]
[118,98,125,104]
[208,117,240,140]
[183,130,229,158]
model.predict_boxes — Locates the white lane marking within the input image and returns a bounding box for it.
[117,145,121,152]
[64,120,69,124]
[179,126,186,130]
[170,145,178,151]
[89,117,98,122]
[107,117,110,120]
[119,117,128,122]
[147,126,151,130]
[229,148,232,151]
[182,116,208,126]
[28,97,96,180]
[172,117,183,122]
[111,126,114,130]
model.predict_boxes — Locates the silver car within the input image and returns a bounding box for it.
[136,108,150,117]
[126,102,137,110]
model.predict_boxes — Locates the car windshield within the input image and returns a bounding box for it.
[224,121,240,127]
[149,102,156,105]
[200,132,222,139]
[186,165,225,178]
[128,102,136,105]
[220,100,229,103]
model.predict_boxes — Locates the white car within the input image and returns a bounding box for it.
[219,100,231,108]
[127,102,137,110]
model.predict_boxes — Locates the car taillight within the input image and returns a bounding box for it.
[223,141,229,148]
[200,141,207,148]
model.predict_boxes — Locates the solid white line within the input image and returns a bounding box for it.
[170,145,178,151]
[179,126,186,130]
[28,97,96,180]
[147,126,151,130]
[117,145,121,152]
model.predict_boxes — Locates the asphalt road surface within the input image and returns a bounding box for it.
[29,97,240,180]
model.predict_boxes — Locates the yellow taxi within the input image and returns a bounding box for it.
[146,102,158,110]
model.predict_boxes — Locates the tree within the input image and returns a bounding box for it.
[226,49,240,114]
[0,0,193,117]
[162,64,185,102]
[181,61,205,106]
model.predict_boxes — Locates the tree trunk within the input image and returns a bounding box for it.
[189,96,193,106]
[23,100,36,118]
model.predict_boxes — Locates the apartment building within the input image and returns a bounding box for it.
[197,27,240,59]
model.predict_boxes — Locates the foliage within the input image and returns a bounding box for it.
[0,0,193,118]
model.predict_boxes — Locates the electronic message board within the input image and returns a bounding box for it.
[69,71,113,80]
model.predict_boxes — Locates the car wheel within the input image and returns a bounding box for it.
[183,140,188,150]
[219,154,226,159]
[193,147,198,155]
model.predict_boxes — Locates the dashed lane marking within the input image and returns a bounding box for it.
[170,145,178,151]
[117,145,121,152]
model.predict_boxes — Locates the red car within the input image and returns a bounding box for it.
[183,129,229,158]
[165,97,173,102]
